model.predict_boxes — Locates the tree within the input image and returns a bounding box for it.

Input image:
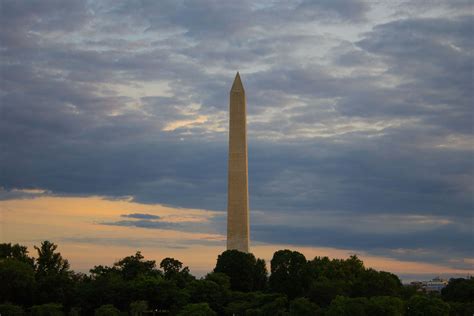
[353,269,403,297]
[441,277,474,303]
[35,241,70,276]
[94,304,120,316]
[31,303,64,316]
[34,241,74,306]
[367,296,404,316]
[289,298,320,316]
[253,258,268,291]
[0,258,35,305]
[308,277,348,307]
[186,279,228,314]
[114,251,157,280]
[130,300,148,316]
[214,250,264,292]
[0,303,25,316]
[177,303,216,316]
[160,257,194,288]
[406,295,449,316]
[325,296,368,316]
[269,249,308,298]
[0,243,35,266]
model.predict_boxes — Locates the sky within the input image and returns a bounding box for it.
[0,0,472,281]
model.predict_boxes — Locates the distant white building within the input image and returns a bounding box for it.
[415,277,448,292]
[424,277,448,292]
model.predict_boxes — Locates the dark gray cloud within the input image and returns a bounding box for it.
[121,213,161,220]
[1,0,472,272]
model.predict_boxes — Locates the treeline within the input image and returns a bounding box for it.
[1,241,473,316]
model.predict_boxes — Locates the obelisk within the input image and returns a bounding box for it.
[227,72,250,253]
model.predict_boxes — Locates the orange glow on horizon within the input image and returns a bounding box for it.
[1,194,472,280]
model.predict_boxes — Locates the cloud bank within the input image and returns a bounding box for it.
[1,0,472,274]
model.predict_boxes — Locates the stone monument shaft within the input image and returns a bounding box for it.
[227,72,250,252]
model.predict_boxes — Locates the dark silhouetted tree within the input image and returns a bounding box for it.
[406,295,449,316]
[34,241,74,306]
[160,257,194,288]
[0,243,35,266]
[177,303,216,316]
[269,249,308,298]
[94,304,120,316]
[114,251,157,280]
[0,303,25,316]
[31,303,64,316]
[289,297,320,316]
[0,258,35,306]
[353,269,403,297]
[441,277,474,303]
[130,300,148,316]
[214,250,267,292]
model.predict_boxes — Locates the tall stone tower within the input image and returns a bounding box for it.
[227,72,250,253]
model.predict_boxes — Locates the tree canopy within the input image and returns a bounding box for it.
[0,241,471,316]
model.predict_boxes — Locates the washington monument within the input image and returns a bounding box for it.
[227,72,250,253]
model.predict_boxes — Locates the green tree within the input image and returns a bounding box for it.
[0,258,35,305]
[177,303,216,316]
[129,275,162,308]
[254,258,268,291]
[353,269,403,297]
[406,295,450,316]
[94,304,120,316]
[325,296,368,316]
[205,272,231,290]
[289,297,319,316]
[441,277,474,303]
[186,279,228,315]
[0,243,35,266]
[269,250,308,298]
[68,307,81,316]
[0,303,25,316]
[308,277,348,306]
[367,296,404,316]
[447,301,474,316]
[160,257,194,288]
[31,303,64,316]
[34,241,74,306]
[130,300,148,316]
[114,251,158,280]
[214,250,264,292]
[35,241,70,276]
[154,279,189,312]
[260,296,288,315]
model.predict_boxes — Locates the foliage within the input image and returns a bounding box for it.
[160,257,194,288]
[352,269,403,297]
[35,241,70,276]
[34,241,75,306]
[129,300,147,316]
[1,241,473,316]
[0,258,35,306]
[269,249,308,298]
[94,304,120,316]
[30,303,64,316]
[325,296,405,316]
[441,277,474,303]
[406,295,450,316]
[114,252,158,280]
[447,301,474,316]
[0,243,35,266]
[0,303,25,316]
[289,297,320,316]
[214,250,267,292]
[176,303,216,316]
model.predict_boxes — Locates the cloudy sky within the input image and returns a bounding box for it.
[1,0,472,281]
